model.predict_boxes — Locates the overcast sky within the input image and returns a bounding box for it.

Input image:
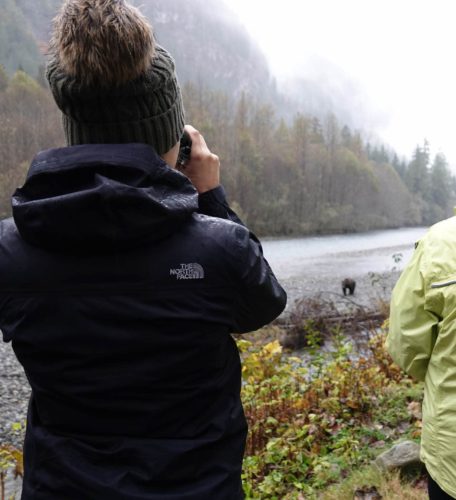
[227,0,456,166]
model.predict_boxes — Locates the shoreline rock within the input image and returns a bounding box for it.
[375,440,422,471]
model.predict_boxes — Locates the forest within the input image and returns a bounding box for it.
[0,65,454,236]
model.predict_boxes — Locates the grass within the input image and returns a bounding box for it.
[320,465,427,500]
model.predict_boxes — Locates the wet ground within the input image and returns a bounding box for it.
[276,248,403,313]
[262,227,427,311]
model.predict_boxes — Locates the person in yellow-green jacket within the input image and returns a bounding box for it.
[387,219,456,499]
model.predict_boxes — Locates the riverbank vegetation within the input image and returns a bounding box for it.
[239,311,425,499]
[0,65,454,234]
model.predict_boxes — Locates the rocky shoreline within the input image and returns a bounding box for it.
[283,268,401,314]
[0,342,29,448]
[0,344,29,453]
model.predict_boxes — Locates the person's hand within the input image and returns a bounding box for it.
[178,125,220,193]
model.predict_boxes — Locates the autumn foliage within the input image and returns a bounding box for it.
[239,325,421,499]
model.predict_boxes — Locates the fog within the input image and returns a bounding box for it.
[227,0,456,167]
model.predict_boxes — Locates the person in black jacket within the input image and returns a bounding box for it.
[0,1,287,499]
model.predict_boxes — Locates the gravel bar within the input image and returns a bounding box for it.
[0,340,29,448]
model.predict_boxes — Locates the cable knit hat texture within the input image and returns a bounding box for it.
[46,0,185,155]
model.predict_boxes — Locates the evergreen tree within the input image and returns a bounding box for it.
[430,153,452,212]
[0,64,8,91]
[341,125,352,148]
[406,142,430,197]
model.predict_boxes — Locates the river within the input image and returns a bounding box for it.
[261,226,428,308]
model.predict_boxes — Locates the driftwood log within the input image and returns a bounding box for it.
[278,293,387,350]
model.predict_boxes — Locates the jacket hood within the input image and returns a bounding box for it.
[12,143,198,253]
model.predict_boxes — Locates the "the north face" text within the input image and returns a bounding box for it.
[170,263,205,280]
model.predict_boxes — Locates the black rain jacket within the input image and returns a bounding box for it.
[0,143,286,499]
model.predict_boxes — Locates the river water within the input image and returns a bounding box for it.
[261,226,428,308]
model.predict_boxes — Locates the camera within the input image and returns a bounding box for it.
[176,130,192,168]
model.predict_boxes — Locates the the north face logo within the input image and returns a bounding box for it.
[170,263,205,280]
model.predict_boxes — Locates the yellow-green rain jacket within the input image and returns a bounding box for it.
[387,217,456,498]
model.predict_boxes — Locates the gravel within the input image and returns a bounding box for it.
[282,269,401,315]
[0,341,29,448]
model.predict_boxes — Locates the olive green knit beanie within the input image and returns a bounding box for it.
[46,0,185,155]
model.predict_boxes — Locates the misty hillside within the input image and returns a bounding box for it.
[15,0,61,41]
[134,0,277,101]
[0,0,376,131]
[0,0,277,101]
[0,0,48,76]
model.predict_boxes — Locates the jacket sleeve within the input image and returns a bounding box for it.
[386,238,440,381]
[199,185,287,332]
[231,226,287,333]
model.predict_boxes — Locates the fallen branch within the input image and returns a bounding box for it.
[278,294,388,349]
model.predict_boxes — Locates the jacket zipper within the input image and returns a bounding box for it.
[431,279,456,289]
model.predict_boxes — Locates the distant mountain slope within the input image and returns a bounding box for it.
[15,0,61,41]
[0,0,43,75]
[135,0,276,101]
[0,0,378,134]
[0,0,277,101]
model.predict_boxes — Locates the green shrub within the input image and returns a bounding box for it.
[239,325,422,498]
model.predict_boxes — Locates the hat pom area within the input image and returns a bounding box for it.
[49,0,155,87]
